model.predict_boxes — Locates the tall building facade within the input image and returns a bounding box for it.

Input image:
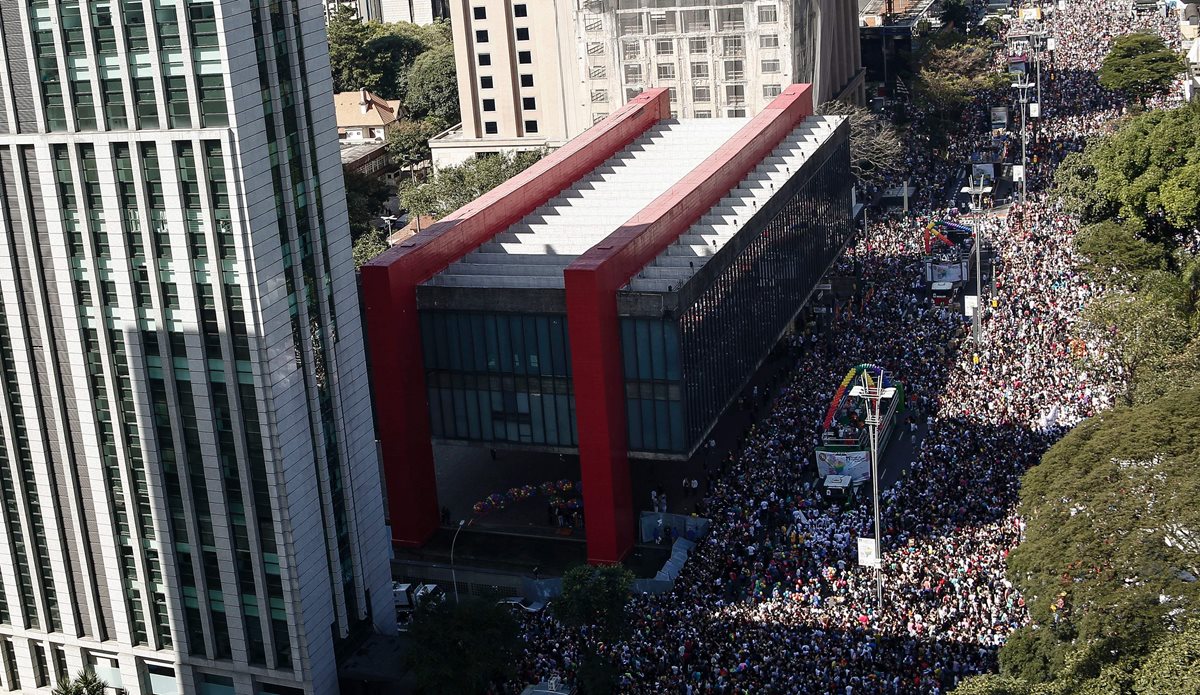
[431,0,863,166]
[0,1,392,694]
[323,0,448,24]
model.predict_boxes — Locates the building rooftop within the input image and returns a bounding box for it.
[334,88,403,129]
[422,115,841,292]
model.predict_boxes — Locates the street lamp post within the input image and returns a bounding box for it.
[1011,80,1034,203]
[451,519,466,603]
[851,377,896,614]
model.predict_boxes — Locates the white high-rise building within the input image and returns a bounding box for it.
[0,1,393,694]
[431,0,864,166]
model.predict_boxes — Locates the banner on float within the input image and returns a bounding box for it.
[816,449,871,483]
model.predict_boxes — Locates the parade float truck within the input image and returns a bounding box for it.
[922,220,977,305]
[816,364,904,507]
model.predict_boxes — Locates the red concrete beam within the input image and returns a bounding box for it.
[360,89,671,547]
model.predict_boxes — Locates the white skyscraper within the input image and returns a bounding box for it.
[0,1,393,693]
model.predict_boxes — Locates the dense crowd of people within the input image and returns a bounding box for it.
[506,0,1184,692]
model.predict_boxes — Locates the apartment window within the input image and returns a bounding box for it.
[593,112,609,123]
[763,84,782,97]
[516,27,530,41]
[761,59,780,73]
[482,99,496,112]
[624,64,643,84]
[695,110,712,118]
[723,36,744,56]
[484,121,498,134]
[689,37,708,54]
[716,8,744,31]
[668,87,678,102]
[622,40,641,60]
[520,74,534,87]
[618,14,643,35]
[760,34,779,48]
[518,51,532,64]
[592,89,609,103]
[523,97,536,110]
[473,6,486,19]
[165,77,190,127]
[728,108,747,116]
[479,53,492,66]
[584,14,603,32]
[725,84,746,104]
[692,85,711,102]
[656,39,673,55]
[682,9,711,31]
[650,11,676,33]
[481,76,493,88]
[758,5,778,22]
[514,4,527,16]
[723,60,744,81]
[625,87,642,101]
[590,65,607,79]
[475,29,489,42]
[524,120,539,133]
[691,62,709,78]
[657,63,676,80]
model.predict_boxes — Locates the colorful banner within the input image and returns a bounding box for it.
[816,449,871,483]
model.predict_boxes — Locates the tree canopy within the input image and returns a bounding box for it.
[1099,33,1186,106]
[386,117,447,169]
[1055,103,1200,241]
[406,596,521,694]
[953,391,1200,694]
[554,564,635,694]
[400,149,545,220]
[405,46,460,123]
[52,672,106,695]
[913,32,1009,123]
[817,100,904,187]
[326,9,452,100]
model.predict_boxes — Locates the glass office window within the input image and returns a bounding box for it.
[421,311,577,447]
[620,318,685,453]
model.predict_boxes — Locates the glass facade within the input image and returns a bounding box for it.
[421,311,578,447]
[620,318,685,453]
[678,137,852,445]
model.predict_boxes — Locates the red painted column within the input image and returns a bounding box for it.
[360,263,440,546]
[564,265,635,564]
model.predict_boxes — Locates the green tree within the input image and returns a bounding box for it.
[939,0,972,28]
[913,32,1008,127]
[53,672,107,695]
[1056,103,1200,242]
[950,674,1031,695]
[1002,390,1200,684]
[1099,33,1185,106]
[343,168,393,241]
[387,117,448,169]
[405,46,459,123]
[400,149,545,220]
[554,564,635,695]
[1132,622,1200,694]
[1052,148,1118,224]
[1073,219,1169,283]
[326,10,447,99]
[406,596,520,695]
[352,228,389,267]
